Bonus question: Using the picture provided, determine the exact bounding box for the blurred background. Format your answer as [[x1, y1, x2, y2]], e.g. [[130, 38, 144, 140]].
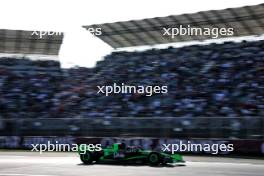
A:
[[0, 0, 263, 157]]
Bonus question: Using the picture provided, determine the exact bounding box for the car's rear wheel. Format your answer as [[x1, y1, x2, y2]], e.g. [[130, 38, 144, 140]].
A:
[[148, 152, 160, 166], [80, 151, 93, 164]]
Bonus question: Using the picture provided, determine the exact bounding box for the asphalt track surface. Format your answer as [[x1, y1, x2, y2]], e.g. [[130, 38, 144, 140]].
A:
[[0, 152, 263, 176]]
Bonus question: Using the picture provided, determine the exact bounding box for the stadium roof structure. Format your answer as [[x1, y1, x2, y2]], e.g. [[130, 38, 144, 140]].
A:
[[0, 29, 63, 55], [84, 3, 264, 48]]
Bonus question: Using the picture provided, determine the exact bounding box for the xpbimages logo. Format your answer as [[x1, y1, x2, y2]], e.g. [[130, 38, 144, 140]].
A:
[[162, 141, 234, 154], [163, 25, 234, 39], [97, 83, 168, 96], [31, 141, 102, 154], [31, 30, 63, 39]]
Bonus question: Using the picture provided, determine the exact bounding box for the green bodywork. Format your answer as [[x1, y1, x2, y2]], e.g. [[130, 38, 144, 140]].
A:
[[78, 143, 184, 164]]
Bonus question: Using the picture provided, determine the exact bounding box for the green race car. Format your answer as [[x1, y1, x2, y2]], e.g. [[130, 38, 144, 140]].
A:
[[78, 143, 184, 166]]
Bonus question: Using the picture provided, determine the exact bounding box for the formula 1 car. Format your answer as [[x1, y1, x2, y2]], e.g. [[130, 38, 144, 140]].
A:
[[78, 143, 184, 166]]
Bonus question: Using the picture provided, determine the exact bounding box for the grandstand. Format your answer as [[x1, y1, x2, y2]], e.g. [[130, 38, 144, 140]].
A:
[[0, 29, 63, 55], [84, 3, 264, 48], [0, 3, 263, 155], [1, 39, 263, 119], [1, 2, 264, 176]]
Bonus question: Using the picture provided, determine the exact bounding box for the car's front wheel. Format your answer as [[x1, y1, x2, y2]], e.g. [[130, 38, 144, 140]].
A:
[[80, 151, 93, 164]]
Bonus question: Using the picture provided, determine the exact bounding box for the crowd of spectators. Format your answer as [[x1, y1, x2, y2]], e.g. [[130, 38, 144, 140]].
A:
[[0, 40, 263, 118], [0, 58, 61, 118]]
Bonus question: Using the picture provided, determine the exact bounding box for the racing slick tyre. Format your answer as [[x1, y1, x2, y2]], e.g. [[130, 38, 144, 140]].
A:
[[147, 152, 161, 166], [80, 151, 94, 164]]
